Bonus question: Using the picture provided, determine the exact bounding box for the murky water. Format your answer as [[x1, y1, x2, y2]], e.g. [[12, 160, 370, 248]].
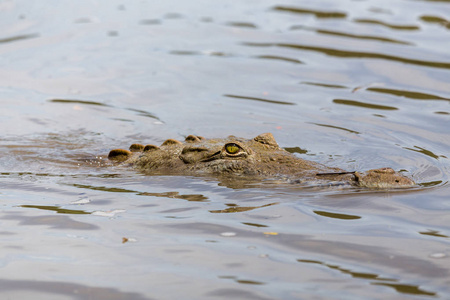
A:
[[1, 0, 449, 299]]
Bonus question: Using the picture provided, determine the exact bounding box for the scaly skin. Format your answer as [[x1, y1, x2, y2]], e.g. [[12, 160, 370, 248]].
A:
[[108, 133, 415, 189]]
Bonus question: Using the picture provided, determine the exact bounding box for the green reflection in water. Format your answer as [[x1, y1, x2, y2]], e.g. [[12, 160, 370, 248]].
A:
[[73, 183, 136, 193], [255, 55, 303, 64], [314, 210, 361, 220], [224, 94, 296, 105], [209, 52, 232, 57], [0, 172, 125, 179], [218, 275, 265, 285], [333, 99, 398, 111], [298, 259, 437, 296], [419, 230, 449, 238], [311, 123, 360, 134], [371, 282, 436, 296], [420, 15, 450, 28], [367, 87, 450, 101], [226, 22, 257, 29], [126, 108, 160, 120], [0, 33, 39, 44], [419, 180, 444, 187], [139, 191, 208, 202], [373, 114, 386, 118], [235, 280, 265, 285], [353, 18, 420, 30], [301, 81, 348, 89], [170, 50, 199, 56], [20, 205, 90, 215], [48, 99, 109, 106], [403, 146, 442, 160], [72, 184, 209, 201], [210, 202, 278, 214], [292, 26, 412, 45], [298, 259, 395, 281], [243, 42, 450, 69], [242, 222, 269, 228], [315, 29, 412, 45], [273, 6, 347, 19]]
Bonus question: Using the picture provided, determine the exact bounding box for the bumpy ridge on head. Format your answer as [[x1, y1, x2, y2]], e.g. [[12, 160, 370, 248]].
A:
[[129, 144, 145, 152], [108, 149, 132, 162], [161, 139, 183, 146]]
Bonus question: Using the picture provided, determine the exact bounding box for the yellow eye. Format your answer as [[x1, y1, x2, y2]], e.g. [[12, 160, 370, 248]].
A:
[[225, 143, 240, 154]]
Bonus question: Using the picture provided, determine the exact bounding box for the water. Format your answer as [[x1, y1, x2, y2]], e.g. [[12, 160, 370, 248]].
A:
[[1, 0, 449, 299]]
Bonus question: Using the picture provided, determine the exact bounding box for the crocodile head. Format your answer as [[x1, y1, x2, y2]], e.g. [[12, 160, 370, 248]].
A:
[[108, 133, 328, 177], [108, 133, 415, 189]]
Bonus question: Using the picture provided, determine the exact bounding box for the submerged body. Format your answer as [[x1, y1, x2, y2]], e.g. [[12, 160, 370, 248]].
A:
[[108, 133, 415, 189]]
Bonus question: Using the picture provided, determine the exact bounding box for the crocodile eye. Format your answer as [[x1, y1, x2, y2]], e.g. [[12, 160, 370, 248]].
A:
[[225, 143, 241, 155]]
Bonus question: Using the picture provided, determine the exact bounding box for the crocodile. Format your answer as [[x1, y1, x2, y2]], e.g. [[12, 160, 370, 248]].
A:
[[108, 132, 415, 189]]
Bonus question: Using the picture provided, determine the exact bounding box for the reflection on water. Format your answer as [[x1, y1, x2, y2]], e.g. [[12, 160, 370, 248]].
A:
[[1, 0, 450, 299], [226, 22, 258, 29], [210, 202, 278, 214], [301, 81, 347, 89], [0, 33, 39, 44], [404, 145, 445, 160], [49, 99, 110, 106], [297, 259, 437, 296], [332, 99, 398, 111], [353, 18, 420, 31], [73, 183, 209, 201], [291, 26, 413, 45], [420, 15, 450, 28], [224, 94, 296, 105], [243, 42, 450, 69], [419, 230, 449, 238], [242, 222, 269, 228], [20, 205, 91, 215], [273, 6, 347, 19], [219, 275, 266, 286], [313, 210, 361, 220], [310, 122, 361, 134], [367, 87, 450, 101], [255, 54, 303, 64], [372, 282, 436, 297]]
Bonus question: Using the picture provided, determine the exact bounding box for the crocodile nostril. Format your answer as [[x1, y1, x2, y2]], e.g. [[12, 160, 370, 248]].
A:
[[181, 146, 208, 154], [180, 146, 212, 164]]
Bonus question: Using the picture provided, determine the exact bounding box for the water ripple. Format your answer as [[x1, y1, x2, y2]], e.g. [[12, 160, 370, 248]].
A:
[[0, 33, 39, 44], [420, 15, 450, 29], [298, 259, 437, 297], [333, 99, 398, 111], [254, 55, 303, 64], [224, 94, 296, 105], [290, 26, 413, 45], [272, 6, 347, 19], [243, 42, 450, 69], [353, 18, 420, 30], [367, 87, 450, 101], [48, 99, 109, 106]]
